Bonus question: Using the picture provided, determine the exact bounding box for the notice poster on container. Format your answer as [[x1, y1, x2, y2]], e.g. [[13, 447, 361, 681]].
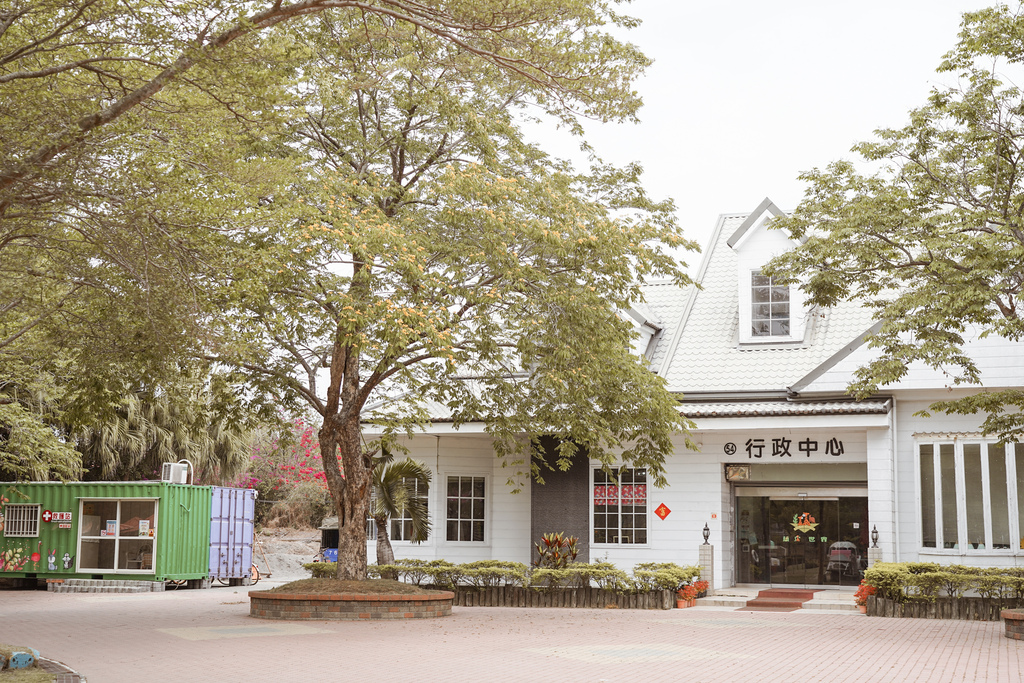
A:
[[106, 520, 117, 536], [138, 519, 150, 536]]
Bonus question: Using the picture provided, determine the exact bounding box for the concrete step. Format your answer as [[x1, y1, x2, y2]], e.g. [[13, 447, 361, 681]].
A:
[[742, 597, 806, 610], [48, 579, 165, 593], [694, 588, 860, 613]]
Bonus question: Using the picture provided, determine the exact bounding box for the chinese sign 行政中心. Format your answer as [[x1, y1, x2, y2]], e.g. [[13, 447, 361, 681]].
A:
[[724, 437, 846, 459]]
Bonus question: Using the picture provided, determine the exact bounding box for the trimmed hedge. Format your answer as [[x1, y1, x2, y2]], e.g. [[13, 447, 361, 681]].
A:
[[303, 558, 702, 595], [864, 562, 1024, 604]]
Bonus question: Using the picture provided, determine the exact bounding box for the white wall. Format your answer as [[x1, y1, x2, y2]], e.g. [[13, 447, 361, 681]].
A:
[[893, 398, 1024, 568], [368, 434, 532, 565]]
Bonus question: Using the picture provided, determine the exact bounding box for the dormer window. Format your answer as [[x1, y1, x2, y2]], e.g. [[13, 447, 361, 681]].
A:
[[729, 198, 810, 345], [751, 272, 790, 337]]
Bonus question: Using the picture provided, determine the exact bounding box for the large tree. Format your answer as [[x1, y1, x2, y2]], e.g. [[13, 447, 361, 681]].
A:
[[765, 4, 1024, 439], [0, 0, 663, 478], [217, 13, 696, 579]]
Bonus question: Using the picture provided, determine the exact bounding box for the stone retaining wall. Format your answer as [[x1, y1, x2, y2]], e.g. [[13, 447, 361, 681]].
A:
[[249, 590, 454, 620]]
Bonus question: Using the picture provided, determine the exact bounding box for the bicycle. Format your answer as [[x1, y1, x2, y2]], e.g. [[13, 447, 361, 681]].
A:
[[215, 562, 260, 586]]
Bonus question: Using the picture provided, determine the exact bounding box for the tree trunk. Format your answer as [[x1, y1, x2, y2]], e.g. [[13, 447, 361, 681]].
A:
[[375, 515, 397, 579], [319, 412, 371, 580]]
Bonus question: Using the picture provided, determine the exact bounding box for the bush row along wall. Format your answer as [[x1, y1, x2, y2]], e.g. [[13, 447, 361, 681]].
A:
[[306, 559, 703, 593]]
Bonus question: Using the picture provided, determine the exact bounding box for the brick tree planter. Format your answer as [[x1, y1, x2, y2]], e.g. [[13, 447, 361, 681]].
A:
[[249, 590, 454, 621], [1002, 609, 1024, 640]]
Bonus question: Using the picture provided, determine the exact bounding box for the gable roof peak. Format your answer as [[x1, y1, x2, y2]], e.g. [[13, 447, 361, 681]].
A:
[[726, 197, 791, 250]]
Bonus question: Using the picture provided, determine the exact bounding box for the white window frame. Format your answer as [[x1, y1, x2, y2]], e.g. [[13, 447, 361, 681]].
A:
[[750, 271, 791, 338], [444, 474, 487, 544], [590, 467, 650, 547], [3, 504, 41, 537], [737, 269, 809, 345], [77, 498, 160, 573], [916, 438, 1022, 554], [390, 476, 430, 543], [365, 477, 433, 545]]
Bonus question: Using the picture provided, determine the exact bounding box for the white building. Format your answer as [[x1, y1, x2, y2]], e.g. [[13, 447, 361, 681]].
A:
[[363, 198, 1024, 589]]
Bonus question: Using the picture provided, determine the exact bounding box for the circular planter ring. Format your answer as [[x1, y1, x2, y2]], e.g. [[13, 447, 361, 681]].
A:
[[1001, 609, 1024, 640], [249, 590, 454, 621]]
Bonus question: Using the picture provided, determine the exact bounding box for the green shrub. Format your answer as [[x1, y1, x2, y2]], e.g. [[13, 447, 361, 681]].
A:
[[371, 559, 461, 587], [530, 561, 631, 590], [632, 563, 701, 591], [863, 563, 911, 603], [588, 562, 631, 591], [864, 562, 1024, 603], [303, 561, 337, 578], [904, 572, 946, 601], [460, 561, 529, 588]]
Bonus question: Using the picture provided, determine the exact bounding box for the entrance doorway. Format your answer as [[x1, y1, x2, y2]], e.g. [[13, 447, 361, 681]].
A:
[[736, 488, 868, 587]]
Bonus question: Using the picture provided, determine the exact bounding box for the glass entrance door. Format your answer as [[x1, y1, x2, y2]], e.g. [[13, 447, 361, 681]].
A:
[[736, 493, 868, 586]]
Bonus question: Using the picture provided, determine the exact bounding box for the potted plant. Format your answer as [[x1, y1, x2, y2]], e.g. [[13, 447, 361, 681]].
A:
[[677, 584, 697, 608], [853, 580, 875, 614], [693, 579, 709, 599]]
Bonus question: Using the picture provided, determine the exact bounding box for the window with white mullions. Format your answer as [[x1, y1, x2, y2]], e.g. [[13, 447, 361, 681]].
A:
[[751, 272, 790, 337], [593, 468, 647, 544], [919, 441, 1022, 551], [446, 476, 484, 542], [391, 477, 428, 542]]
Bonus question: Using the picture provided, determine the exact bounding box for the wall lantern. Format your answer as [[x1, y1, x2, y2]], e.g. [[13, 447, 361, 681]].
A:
[[702, 523, 710, 545], [871, 525, 879, 548]]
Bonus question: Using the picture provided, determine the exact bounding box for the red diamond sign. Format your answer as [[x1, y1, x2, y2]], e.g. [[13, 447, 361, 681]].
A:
[[655, 503, 671, 520]]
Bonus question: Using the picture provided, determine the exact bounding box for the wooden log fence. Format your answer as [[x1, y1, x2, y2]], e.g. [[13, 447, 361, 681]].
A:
[[449, 586, 674, 610], [867, 595, 1024, 621]]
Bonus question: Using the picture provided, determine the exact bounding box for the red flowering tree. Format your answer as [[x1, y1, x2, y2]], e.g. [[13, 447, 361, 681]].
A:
[[234, 417, 330, 528]]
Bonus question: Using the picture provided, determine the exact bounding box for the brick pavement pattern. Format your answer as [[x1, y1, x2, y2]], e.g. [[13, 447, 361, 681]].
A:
[[1, 584, 1020, 683]]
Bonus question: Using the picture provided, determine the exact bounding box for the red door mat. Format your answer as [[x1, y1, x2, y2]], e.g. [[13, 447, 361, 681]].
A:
[[738, 588, 820, 612]]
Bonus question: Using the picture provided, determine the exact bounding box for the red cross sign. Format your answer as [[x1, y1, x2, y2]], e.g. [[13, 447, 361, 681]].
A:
[[42, 510, 53, 523]]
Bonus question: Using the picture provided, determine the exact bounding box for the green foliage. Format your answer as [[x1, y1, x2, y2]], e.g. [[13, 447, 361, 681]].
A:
[[526, 561, 632, 590], [368, 559, 462, 588], [534, 532, 580, 568], [763, 5, 1024, 439], [459, 561, 530, 588], [303, 561, 338, 579], [863, 563, 912, 603], [631, 563, 702, 592], [2, 0, 682, 499], [863, 562, 1024, 603], [371, 454, 432, 548]]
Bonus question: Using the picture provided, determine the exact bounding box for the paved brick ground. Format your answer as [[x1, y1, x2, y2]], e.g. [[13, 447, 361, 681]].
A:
[[1, 582, 1020, 682]]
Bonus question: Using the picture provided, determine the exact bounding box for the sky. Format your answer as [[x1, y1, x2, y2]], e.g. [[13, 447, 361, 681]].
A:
[[527, 1, 994, 272]]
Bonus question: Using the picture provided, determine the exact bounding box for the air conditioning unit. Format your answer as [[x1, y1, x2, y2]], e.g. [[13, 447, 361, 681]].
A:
[[161, 462, 189, 484]]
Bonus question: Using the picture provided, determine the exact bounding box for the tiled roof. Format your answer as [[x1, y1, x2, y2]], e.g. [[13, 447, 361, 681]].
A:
[[680, 399, 891, 418], [661, 211, 877, 393], [637, 279, 693, 372]]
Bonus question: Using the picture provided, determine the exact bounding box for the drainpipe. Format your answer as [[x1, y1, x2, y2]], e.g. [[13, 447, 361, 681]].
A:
[[889, 403, 900, 562]]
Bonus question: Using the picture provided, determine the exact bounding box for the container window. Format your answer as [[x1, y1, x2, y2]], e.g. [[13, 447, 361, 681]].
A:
[[3, 504, 41, 537], [79, 499, 157, 572]]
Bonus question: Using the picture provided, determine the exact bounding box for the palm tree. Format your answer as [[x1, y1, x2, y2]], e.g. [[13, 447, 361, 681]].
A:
[[76, 386, 252, 483], [370, 453, 431, 569]]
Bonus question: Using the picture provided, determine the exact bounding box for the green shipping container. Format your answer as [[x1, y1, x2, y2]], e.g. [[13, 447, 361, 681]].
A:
[[0, 482, 212, 582]]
